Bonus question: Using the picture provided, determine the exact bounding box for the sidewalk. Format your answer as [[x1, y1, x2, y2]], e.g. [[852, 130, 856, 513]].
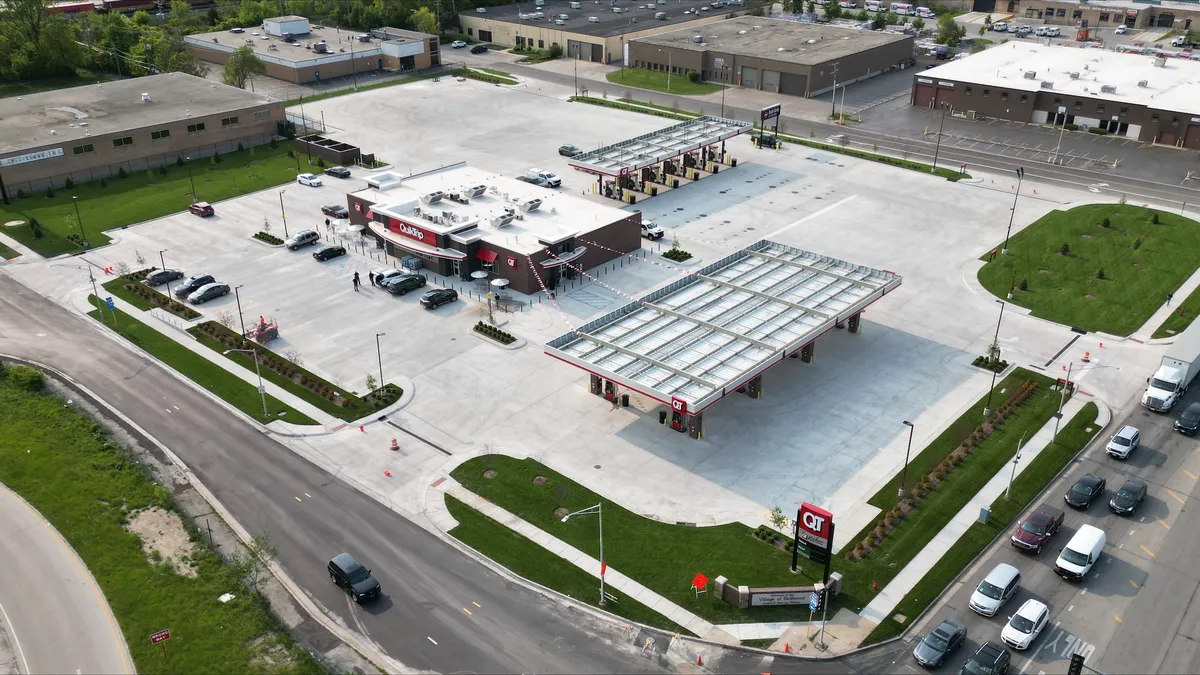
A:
[[1130, 262, 1200, 343], [0, 230, 41, 262]]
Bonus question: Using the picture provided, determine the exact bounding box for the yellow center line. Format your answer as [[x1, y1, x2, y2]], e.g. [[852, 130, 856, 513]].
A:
[[472, 601, 482, 608], [294, 496, 302, 502], [1114, 615, 1123, 623], [1130, 579, 1140, 590], [1140, 544, 1157, 558], [1167, 489, 1186, 504], [462, 607, 473, 616]]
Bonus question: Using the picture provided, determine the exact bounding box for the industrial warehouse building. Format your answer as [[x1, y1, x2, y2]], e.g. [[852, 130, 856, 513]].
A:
[[0, 72, 283, 194], [185, 16, 440, 85], [1006, 0, 1198, 31], [628, 17, 915, 97], [457, 0, 741, 64], [347, 164, 641, 295], [913, 41, 1200, 147]]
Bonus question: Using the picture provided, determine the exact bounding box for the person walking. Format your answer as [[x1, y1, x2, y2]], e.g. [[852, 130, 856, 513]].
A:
[[352, 272, 360, 292], [1168, 292, 1174, 306], [368, 271, 376, 287]]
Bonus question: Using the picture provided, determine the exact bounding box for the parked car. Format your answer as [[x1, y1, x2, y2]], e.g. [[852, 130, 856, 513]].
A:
[[968, 563, 1020, 617], [960, 642, 1010, 675], [173, 274, 215, 298], [372, 268, 407, 286], [297, 173, 323, 187], [188, 201, 215, 217], [286, 230, 320, 250], [1175, 401, 1200, 435], [324, 166, 351, 179], [1034, 26, 1049, 36], [991, 20, 1008, 31], [312, 245, 346, 261], [145, 269, 184, 287], [1115, 24, 1129, 34], [451, 40, 468, 48], [1054, 523, 1106, 581], [187, 281, 230, 304], [327, 552, 381, 603], [642, 220, 665, 239], [384, 273, 427, 295], [1009, 505, 1064, 553], [321, 204, 349, 218], [1016, 25, 1033, 36], [913, 617, 967, 668], [1105, 424, 1140, 459], [470, 44, 488, 54], [558, 144, 582, 157], [1109, 478, 1147, 515], [420, 288, 458, 309], [1065, 473, 1106, 509], [1001, 599, 1049, 650]]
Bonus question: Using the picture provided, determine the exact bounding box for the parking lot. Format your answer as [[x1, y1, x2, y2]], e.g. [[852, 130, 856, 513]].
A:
[[898, 390, 1200, 675]]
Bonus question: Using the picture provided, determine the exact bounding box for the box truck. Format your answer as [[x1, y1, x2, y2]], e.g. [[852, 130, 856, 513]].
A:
[[1142, 320, 1200, 412]]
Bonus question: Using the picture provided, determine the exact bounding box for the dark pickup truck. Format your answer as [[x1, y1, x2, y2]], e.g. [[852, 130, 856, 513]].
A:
[[1010, 505, 1064, 553]]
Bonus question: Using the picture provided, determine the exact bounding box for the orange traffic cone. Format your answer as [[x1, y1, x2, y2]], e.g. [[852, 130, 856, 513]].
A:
[[390, 438, 399, 451], [384, 470, 391, 477], [784, 643, 790, 653], [359, 425, 365, 432], [1081, 351, 1091, 362]]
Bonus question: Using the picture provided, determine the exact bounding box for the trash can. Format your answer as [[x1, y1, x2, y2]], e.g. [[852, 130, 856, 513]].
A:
[[730, 158, 738, 167], [621, 394, 629, 407], [650, 186, 658, 197], [628, 194, 636, 205], [659, 410, 667, 424]]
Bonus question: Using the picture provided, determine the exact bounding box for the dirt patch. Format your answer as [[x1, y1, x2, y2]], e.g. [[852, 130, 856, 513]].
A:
[[3, 219, 24, 228], [483, 469, 497, 479], [1081, 233, 1093, 239], [247, 634, 298, 670], [554, 507, 569, 519], [1084, 294, 1095, 299], [532, 475, 548, 485], [1038, 269, 1050, 274], [1141, 233, 1150, 238], [125, 506, 198, 577]]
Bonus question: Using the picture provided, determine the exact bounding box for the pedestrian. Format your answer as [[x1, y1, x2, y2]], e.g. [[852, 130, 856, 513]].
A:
[[352, 272, 360, 292], [1168, 292, 1174, 306], [368, 271, 376, 286], [325, 217, 331, 232]]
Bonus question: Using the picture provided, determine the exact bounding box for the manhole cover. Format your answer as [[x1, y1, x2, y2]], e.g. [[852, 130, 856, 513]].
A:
[[594, 464, 601, 469], [699, 213, 707, 217], [723, 220, 731, 224], [675, 207, 685, 211], [768, 185, 776, 188]]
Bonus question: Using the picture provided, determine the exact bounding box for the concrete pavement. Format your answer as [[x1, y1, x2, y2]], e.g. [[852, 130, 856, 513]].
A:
[[0, 481, 133, 675]]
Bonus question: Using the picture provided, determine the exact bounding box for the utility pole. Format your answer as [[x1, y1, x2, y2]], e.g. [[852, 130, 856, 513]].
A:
[[278, 190, 289, 238], [1002, 167, 1026, 254], [931, 102, 949, 171], [1005, 432, 1026, 500], [1053, 361, 1073, 441], [830, 62, 839, 118], [983, 299, 1006, 418]]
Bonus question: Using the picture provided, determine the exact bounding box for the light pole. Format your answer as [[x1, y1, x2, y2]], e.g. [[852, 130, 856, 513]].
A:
[[71, 195, 88, 247], [1005, 432, 1027, 500], [931, 101, 949, 172], [715, 58, 727, 118], [158, 249, 171, 296], [561, 503, 605, 605], [1051, 106, 1067, 164], [1002, 167, 1025, 254], [224, 348, 269, 419], [278, 189, 289, 238], [898, 420, 915, 500], [185, 156, 197, 202], [983, 299, 1006, 418], [374, 332, 386, 391], [233, 284, 248, 341], [1052, 361, 1074, 441], [658, 48, 672, 93]]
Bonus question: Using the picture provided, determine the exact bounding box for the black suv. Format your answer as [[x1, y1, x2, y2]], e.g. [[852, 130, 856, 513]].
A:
[[173, 274, 215, 298], [1176, 402, 1200, 436], [384, 274, 427, 295], [470, 44, 488, 54], [324, 166, 351, 179], [960, 642, 1010, 675], [145, 269, 184, 286], [420, 288, 458, 309], [328, 553, 380, 603]]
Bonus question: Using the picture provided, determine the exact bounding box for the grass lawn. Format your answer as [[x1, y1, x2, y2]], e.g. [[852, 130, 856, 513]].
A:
[[102, 276, 201, 321], [86, 296, 317, 426], [0, 366, 321, 674], [606, 69, 724, 96], [863, 402, 1100, 645], [0, 72, 107, 99], [0, 142, 306, 257], [0, 240, 20, 260], [446, 495, 691, 634], [1152, 282, 1200, 338], [977, 204, 1200, 335], [464, 67, 518, 85]]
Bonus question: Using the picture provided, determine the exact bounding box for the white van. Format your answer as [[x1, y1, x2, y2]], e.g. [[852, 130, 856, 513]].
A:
[[890, 2, 914, 14], [916, 6, 935, 17], [839, 0, 857, 8], [969, 562, 1021, 617], [1054, 524, 1106, 581], [865, 0, 882, 11], [1045, 26, 1061, 37]]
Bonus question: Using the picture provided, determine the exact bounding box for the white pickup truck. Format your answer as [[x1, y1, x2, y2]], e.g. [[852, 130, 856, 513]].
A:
[[641, 220, 665, 240], [525, 168, 561, 187]]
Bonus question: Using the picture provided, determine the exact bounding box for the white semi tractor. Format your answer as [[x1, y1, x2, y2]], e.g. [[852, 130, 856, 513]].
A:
[[1142, 319, 1200, 412]]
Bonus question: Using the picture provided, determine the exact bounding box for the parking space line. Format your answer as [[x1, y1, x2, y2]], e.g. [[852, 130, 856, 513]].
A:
[[1114, 614, 1123, 623], [1183, 469, 1197, 481], [1140, 544, 1157, 558], [1155, 516, 1170, 529], [1167, 488, 1186, 504], [1129, 580, 1140, 590]]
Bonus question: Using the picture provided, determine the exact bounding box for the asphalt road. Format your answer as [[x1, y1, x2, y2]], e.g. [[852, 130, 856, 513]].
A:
[[0, 273, 660, 674], [0, 482, 133, 675], [883, 389, 1200, 675]]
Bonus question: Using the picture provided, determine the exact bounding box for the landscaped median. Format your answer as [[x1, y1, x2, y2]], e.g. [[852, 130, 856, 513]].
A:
[[862, 401, 1101, 645], [1153, 280, 1200, 338], [445, 368, 1062, 637], [86, 296, 317, 425], [103, 271, 200, 321]]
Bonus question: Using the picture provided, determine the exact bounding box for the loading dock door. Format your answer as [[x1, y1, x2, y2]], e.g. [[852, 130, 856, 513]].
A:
[[934, 87, 953, 108], [591, 43, 603, 62], [1159, 131, 1178, 145], [780, 72, 807, 96], [740, 66, 759, 89], [568, 40, 582, 59], [761, 70, 781, 93], [914, 83, 935, 107], [1184, 124, 1200, 150], [1157, 12, 1175, 27]]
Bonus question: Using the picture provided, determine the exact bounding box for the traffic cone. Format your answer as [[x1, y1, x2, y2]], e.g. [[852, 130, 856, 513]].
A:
[[1081, 351, 1091, 362], [384, 470, 391, 477], [1099, 341, 1104, 348], [390, 438, 399, 451], [359, 425, 365, 432], [696, 655, 703, 666], [784, 643, 790, 653]]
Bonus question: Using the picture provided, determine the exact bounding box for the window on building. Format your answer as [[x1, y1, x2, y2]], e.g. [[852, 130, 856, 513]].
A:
[[1074, 100, 1082, 110], [221, 116, 239, 127], [538, 39, 544, 48], [1072, 9, 1082, 18], [1020, 95, 1028, 103], [254, 109, 270, 121], [150, 129, 170, 140], [1001, 92, 1008, 101], [72, 143, 94, 155], [1099, 12, 1109, 21], [982, 88, 990, 97], [481, 259, 495, 272], [1151, 113, 1159, 122], [1097, 104, 1105, 114], [112, 136, 133, 147], [1025, 8, 1035, 17], [1119, 106, 1128, 115], [187, 122, 206, 133], [467, 27, 473, 36], [965, 86, 973, 95], [1057, 8, 1066, 15]]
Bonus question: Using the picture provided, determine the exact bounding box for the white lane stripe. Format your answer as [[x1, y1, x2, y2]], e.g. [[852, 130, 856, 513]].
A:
[[766, 195, 858, 240], [0, 597, 31, 675]]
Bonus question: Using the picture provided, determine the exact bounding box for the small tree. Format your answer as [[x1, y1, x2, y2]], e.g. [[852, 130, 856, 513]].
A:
[[64, 178, 74, 190], [1102, 217, 1111, 228], [1059, 242, 1070, 256], [1152, 212, 1160, 224], [769, 506, 789, 530], [912, 17, 924, 31], [45, 186, 55, 198], [269, 137, 278, 150], [857, 9, 869, 20], [936, 13, 966, 45], [135, 250, 147, 267], [285, 350, 303, 367], [317, 156, 326, 168], [826, 2, 842, 19], [237, 142, 245, 152], [115, 261, 131, 277], [1096, 268, 1105, 280], [805, 0, 815, 14], [176, 156, 185, 167], [212, 151, 222, 164], [118, 167, 128, 179], [230, 534, 278, 593], [216, 310, 236, 330], [1133, 238, 1142, 250], [1018, 278, 1028, 291], [262, 217, 271, 234], [365, 373, 378, 392], [1118, 193, 1127, 205]]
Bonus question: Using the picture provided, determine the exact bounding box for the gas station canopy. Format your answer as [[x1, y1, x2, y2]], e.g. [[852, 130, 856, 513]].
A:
[[566, 116, 753, 177], [545, 240, 901, 414]]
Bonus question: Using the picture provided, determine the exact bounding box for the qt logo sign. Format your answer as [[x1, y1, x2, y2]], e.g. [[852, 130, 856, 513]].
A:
[[803, 511, 826, 533], [671, 397, 688, 415], [798, 502, 833, 546]]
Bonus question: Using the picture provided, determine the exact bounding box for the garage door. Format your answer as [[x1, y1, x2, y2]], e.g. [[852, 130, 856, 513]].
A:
[[591, 43, 603, 62], [914, 84, 935, 107], [567, 40, 582, 59], [934, 87, 954, 108], [1159, 131, 1178, 145], [1184, 124, 1200, 150], [780, 72, 807, 97], [740, 66, 759, 89], [1157, 12, 1175, 27], [761, 70, 780, 93]]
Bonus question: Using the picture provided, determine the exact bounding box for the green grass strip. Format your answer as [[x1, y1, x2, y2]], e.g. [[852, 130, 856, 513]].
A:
[[283, 71, 448, 106], [1153, 281, 1200, 338], [0, 240, 19, 260]]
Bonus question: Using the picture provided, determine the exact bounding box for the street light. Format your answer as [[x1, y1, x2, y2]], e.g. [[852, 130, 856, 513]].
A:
[[983, 299, 1006, 418], [224, 348, 269, 419], [561, 503, 605, 605], [71, 195, 88, 247], [1005, 432, 1027, 500], [374, 332, 386, 391], [898, 420, 915, 500], [1002, 167, 1026, 254], [658, 48, 672, 94], [185, 156, 197, 202], [1052, 106, 1067, 164], [158, 249, 171, 296], [278, 189, 290, 238], [715, 59, 728, 118], [931, 101, 949, 172], [233, 284, 248, 341]]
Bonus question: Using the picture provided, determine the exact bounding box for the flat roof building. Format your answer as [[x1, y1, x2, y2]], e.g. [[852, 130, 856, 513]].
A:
[[1008, 0, 1199, 31], [913, 41, 1200, 147], [0, 72, 283, 193], [185, 17, 441, 85], [347, 164, 641, 295], [629, 17, 915, 97], [458, 0, 744, 63]]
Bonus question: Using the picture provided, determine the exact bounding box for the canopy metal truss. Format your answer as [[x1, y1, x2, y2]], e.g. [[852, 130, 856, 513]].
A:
[[566, 115, 752, 177]]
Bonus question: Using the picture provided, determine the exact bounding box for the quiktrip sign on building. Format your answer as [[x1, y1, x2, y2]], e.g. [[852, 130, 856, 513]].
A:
[[0, 148, 63, 167], [384, 217, 437, 245]]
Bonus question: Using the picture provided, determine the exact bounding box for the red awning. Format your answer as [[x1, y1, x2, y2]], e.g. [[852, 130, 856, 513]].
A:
[[476, 249, 498, 263]]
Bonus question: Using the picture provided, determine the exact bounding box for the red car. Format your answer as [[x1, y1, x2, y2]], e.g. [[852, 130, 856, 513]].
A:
[[1010, 505, 1064, 553], [188, 202, 215, 217]]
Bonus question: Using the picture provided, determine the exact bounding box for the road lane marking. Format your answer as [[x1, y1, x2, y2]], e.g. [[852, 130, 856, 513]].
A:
[[462, 607, 473, 616], [0, 598, 30, 675], [172, 405, 179, 411], [1140, 545, 1157, 558], [1081, 588, 1087, 595], [1156, 517, 1170, 529], [304, 492, 312, 498], [1183, 470, 1197, 481], [294, 496, 302, 502], [165, 408, 172, 413], [1114, 615, 1123, 623], [1068, 605, 1074, 611], [1167, 489, 1186, 504], [472, 601, 481, 608], [427, 636, 438, 645]]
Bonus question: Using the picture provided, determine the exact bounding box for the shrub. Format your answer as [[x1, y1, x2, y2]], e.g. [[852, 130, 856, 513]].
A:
[[64, 178, 74, 190], [212, 151, 222, 164], [1096, 268, 1105, 280], [253, 231, 284, 245], [158, 166, 169, 175], [1133, 239, 1142, 251], [45, 186, 55, 198], [687, 70, 700, 82], [1064, 123, 1079, 131], [237, 142, 245, 152], [317, 156, 326, 168], [16, 189, 25, 199], [6, 364, 44, 391], [1101, 217, 1110, 228], [99, 178, 107, 188], [270, 137, 278, 149], [1088, 127, 1108, 135], [176, 156, 185, 167], [118, 167, 128, 178], [287, 149, 295, 158], [1018, 278, 1028, 291], [548, 43, 563, 58], [1059, 242, 1070, 256], [1152, 212, 1160, 224]]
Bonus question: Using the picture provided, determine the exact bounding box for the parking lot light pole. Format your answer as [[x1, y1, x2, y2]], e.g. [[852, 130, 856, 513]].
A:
[[658, 48, 671, 94], [374, 332, 386, 391], [1005, 433, 1026, 500], [224, 348, 268, 419], [899, 420, 915, 500], [158, 249, 171, 295], [71, 196, 88, 247], [983, 299, 1006, 418], [233, 284, 248, 341], [1002, 167, 1025, 254], [278, 190, 289, 238], [561, 503, 604, 605], [931, 102, 949, 172], [185, 156, 196, 202]]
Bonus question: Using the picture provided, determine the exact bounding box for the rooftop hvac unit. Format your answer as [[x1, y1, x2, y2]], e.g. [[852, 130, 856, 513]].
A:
[[1041, 80, 1054, 89], [1137, 79, 1149, 87], [693, 34, 703, 42], [1100, 84, 1117, 93], [466, 184, 488, 198], [492, 211, 516, 228], [1154, 56, 1167, 66], [519, 198, 543, 213], [1023, 70, 1037, 79], [1069, 71, 1080, 79], [421, 191, 444, 204]]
